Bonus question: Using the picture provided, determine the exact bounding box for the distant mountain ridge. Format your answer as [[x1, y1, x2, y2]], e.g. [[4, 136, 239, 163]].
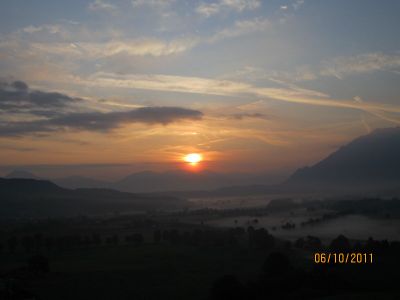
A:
[[4, 169, 283, 193], [169, 127, 400, 197], [5, 170, 41, 180], [53, 176, 111, 189], [0, 178, 188, 218], [287, 127, 400, 187], [4, 127, 400, 196]]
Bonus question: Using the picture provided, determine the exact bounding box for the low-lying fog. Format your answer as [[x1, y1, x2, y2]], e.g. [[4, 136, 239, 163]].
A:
[[187, 196, 400, 242], [206, 214, 400, 242]]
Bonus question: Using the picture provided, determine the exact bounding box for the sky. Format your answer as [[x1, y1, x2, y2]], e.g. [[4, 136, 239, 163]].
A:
[[0, 0, 400, 180]]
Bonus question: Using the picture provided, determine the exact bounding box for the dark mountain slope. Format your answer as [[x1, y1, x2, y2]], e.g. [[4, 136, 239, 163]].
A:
[[287, 127, 400, 187], [5, 170, 41, 180], [0, 178, 188, 218]]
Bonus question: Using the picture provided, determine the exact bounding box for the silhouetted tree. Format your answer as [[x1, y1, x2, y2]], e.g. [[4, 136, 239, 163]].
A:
[[209, 275, 244, 300], [83, 235, 91, 246], [28, 254, 50, 274], [92, 233, 102, 246], [169, 229, 181, 245], [250, 228, 275, 249], [45, 236, 54, 251], [247, 226, 255, 247], [112, 234, 119, 245], [132, 233, 144, 246], [7, 236, 18, 253], [126, 233, 144, 246], [330, 234, 350, 252], [294, 237, 305, 248], [162, 230, 169, 241], [192, 229, 203, 245], [22, 235, 34, 253], [183, 231, 193, 245], [153, 229, 161, 243], [295, 235, 322, 250], [353, 241, 362, 251], [34, 233, 44, 250], [262, 252, 292, 277]]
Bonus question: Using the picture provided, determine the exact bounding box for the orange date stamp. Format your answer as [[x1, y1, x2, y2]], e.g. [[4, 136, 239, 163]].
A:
[[313, 252, 373, 264]]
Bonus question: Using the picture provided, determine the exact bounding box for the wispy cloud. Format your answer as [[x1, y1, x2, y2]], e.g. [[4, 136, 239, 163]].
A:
[[226, 112, 270, 120], [292, 0, 305, 10], [196, 0, 261, 17], [88, 0, 118, 13], [320, 52, 400, 79], [268, 52, 400, 82], [68, 72, 400, 121], [209, 17, 270, 42], [132, 0, 176, 8], [30, 38, 198, 58], [0, 13, 273, 77], [80, 72, 254, 96]]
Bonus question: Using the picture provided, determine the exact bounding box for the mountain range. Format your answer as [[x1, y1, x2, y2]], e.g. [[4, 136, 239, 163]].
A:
[[0, 177, 187, 218], [287, 126, 400, 188], [3, 126, 400, 199], [5, 169, 284, 193]]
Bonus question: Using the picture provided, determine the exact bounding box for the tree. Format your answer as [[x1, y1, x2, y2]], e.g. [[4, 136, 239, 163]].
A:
[[132, 233, 144, 246], [92, 233, 102, 246], [34, 233, 44, 250], [262, 252, 291, 277], [153, 229, 161, 243], [7, 236, 18, 253], [45, 237, 54, 251], [112, 234, 119, 246], [210, 275, 244, 300], [28, 254, 50, 274], [21, 235, 34, 253], [330, 234, 350, 252]]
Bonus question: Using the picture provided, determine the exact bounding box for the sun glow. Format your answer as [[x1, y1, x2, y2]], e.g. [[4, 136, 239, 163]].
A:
[[183, 153, 203, 164]]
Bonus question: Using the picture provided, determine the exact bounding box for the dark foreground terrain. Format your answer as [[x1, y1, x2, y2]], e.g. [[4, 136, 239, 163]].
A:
[[1, 200, 400, 300]]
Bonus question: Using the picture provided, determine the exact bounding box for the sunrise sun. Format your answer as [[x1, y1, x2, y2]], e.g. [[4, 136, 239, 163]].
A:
[[183, 153, 203, 164]]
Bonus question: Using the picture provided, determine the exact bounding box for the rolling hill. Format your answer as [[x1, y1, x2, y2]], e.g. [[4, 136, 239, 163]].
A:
[[0, 178, 188, 218]]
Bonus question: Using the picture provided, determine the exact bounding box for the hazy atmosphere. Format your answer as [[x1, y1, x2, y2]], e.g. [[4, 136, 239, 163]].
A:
[[1, 0, 400, 180], [1, 1, 400, 300]]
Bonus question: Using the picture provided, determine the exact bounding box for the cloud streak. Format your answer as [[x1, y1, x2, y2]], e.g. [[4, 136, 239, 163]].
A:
[[196, 0, 261, 17], [132, 0, 176, 8], [70, 72, 400, 121], [0, 80, 79, 114], [88, 0, 118, 13], [29, 38, 198, 58], [0, 106, 203, 137], [209, 17, 270, 42], [320, 52, 400, 79], [270, 52, 400, 82], [226, 112, 270, 120], [0, 80, 204, 137]]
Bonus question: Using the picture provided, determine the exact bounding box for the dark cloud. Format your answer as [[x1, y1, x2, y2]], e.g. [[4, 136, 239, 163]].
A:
[[11, 81, 29, 91], [0, 80, 79, 112], [0, 106, 203, 137], [52, 106, 203, 129], [228, 113, 270, 120], [0, 80, 204, 137]]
